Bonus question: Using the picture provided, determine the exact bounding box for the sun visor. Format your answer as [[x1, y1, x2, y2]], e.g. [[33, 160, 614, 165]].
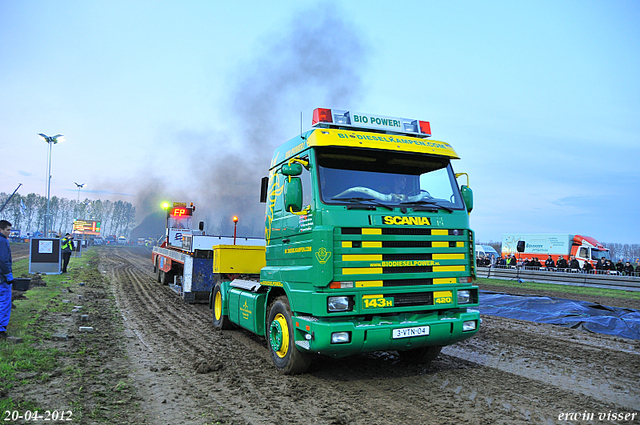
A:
[[306, 128, 460, 159]]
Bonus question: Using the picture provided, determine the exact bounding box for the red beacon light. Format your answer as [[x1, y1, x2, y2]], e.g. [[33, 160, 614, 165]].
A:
[[311, 108, 431, 137], [312, 108, 333, 125]]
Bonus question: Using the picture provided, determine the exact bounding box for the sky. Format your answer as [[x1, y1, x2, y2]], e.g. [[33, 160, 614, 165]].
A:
[[1, 0, 639, 244]]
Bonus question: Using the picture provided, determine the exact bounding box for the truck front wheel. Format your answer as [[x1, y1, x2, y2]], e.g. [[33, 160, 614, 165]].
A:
[[267, 296, 312, 375], [398, 345, 442, 364], [212, 284, 233, 330]]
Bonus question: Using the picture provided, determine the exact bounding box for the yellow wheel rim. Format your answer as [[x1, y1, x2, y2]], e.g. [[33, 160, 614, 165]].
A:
[[271, 313, 290, 358], [214, 291, 222, 321]]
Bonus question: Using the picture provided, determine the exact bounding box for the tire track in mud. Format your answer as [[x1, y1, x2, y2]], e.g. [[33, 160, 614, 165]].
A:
[[446, 316, 640, 410], [99, 247, 638, 425]]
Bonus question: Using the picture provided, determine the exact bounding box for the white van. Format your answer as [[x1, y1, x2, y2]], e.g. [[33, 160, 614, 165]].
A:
[[475, 245, 500, 262]]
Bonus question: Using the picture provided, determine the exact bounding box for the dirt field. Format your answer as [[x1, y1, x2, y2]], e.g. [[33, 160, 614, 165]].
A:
[[9, 245, 640, 424]]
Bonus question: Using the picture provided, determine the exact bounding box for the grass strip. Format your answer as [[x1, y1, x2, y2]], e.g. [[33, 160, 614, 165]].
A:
[[477, 277, 640, 301], [0, 249, 93, 412]]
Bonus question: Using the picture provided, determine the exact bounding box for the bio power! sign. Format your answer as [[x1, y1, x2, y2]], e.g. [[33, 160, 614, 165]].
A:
[[351, 112, 404, 132]]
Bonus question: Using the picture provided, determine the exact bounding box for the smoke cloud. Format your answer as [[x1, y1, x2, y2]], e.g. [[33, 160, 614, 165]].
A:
[[131, 5, 368, 238]]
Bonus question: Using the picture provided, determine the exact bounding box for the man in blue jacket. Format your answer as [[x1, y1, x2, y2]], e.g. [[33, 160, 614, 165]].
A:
[[0, 220, 14, 339]]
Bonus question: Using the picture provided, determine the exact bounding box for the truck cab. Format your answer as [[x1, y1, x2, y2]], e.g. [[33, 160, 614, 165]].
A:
[[214, 108, 480, 374]]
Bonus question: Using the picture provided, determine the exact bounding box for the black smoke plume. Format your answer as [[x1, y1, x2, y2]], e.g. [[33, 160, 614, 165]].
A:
[[133, 6, 368, 238]]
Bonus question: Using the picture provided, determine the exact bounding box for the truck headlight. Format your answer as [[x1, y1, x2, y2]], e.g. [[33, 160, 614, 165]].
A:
[[331, 332, 351, 344], [327, 296, 351, 312], [463, 320, 477, 332], [457, 290, 471, 304]]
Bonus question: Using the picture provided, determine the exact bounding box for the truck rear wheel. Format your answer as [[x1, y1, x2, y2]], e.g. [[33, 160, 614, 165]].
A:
[[398, 345, 442, 364], [212, 284, 233, 330], [161, 270, 173, 285], [267, 296, 312, 375]]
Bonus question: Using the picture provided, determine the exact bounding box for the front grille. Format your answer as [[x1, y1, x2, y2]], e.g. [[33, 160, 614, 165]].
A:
[[342, 228, 462, 236], [337, 226, 468, 286], [387, 292, 433, 307], [383, 278, 434, 287], [383, 266, 432, 274]]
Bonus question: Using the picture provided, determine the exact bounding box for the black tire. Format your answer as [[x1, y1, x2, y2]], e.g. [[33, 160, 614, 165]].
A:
[[266, 296, 312, 375], [398, 345, 442, 364], [156, 264, 162, 283], [161, 270, 172, 285], [211, 283, 233, 330]]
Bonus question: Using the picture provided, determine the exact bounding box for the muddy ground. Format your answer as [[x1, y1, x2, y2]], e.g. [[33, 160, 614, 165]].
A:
[[8, 244, 640, 424]]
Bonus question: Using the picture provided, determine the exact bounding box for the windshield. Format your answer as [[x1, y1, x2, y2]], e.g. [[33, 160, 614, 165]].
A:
[[168, 216, 192, 229], [316, 147, 464, 210], [591, 249, 611, 261]]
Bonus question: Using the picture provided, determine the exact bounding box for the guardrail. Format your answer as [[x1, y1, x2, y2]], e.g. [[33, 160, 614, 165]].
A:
[[476, 266, 640, 291]]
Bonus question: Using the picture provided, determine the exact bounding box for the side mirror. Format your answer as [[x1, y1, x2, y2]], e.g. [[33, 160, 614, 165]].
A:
[[260, 177, 269, 203], [282, 163, 302, 176], [461, 185, 473, 213], [285, 177, 303, 212]]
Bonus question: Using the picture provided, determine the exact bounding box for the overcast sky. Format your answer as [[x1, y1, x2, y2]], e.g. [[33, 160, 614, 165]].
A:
[[1, 0, 638, 244]]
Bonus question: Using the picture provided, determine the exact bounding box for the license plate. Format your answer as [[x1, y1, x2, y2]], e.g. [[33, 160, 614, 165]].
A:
[[392, 326, 430, 339]]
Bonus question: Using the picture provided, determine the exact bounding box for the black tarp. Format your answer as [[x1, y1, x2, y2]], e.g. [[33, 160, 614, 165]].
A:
[[478, 290, 640, 340]]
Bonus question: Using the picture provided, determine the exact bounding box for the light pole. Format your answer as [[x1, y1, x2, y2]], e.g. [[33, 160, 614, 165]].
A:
[[233, 216, 238, 245], [74, 182, 85, 218], [38, 133, 64, 238]]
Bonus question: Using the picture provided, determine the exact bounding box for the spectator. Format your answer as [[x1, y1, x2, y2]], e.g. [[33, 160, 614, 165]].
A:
[[568, 255, 580, 272], [506, 254, 517, 268], [545, 255, 555, 270], [557, 255, 568, 270], [0, 219, 14, 339], [636, 263, 640, 276], [605, 260, 614, 273], [596, 258, 606, 274], [583, 261, 594, 273], [623, 262, 635, 276], [615, 260, 624, 275], [532, 257, 542, 268]]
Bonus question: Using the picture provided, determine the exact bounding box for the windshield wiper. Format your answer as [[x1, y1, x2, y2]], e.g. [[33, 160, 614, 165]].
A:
[[400, 200, 454, 213], [331, 196, 394, 211]]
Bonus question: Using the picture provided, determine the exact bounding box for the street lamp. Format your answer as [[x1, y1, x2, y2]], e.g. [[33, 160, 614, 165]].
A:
[[74, 182, 85, 218], [233, 216, 238, 245], [38, 133, 64, 238]]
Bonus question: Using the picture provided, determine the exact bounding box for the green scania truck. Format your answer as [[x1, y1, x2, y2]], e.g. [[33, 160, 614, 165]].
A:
[[211, 108, 480, 374]]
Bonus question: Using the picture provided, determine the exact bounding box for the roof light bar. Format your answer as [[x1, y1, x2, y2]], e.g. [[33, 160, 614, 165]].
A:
[[311, 108, 431, 137]]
